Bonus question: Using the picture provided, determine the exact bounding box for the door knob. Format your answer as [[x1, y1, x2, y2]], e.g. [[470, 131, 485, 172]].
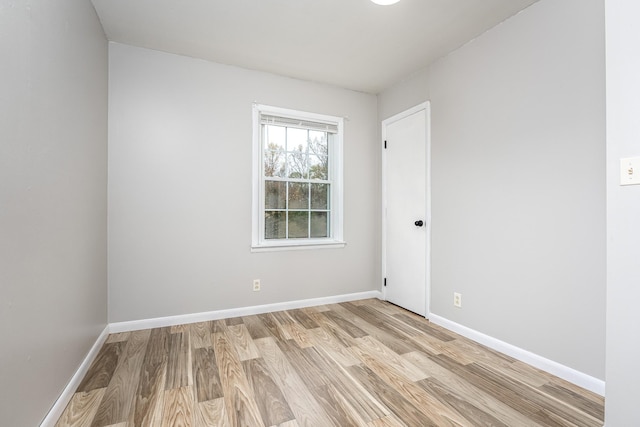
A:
[[414, 220, 424, 227]]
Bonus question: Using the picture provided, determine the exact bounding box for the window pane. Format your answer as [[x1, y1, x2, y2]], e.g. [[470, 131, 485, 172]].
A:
[[309, 131, 328, 181], [265, 211, 286, 239], [311, 184, 329, 209], [264, 149, 285, 177], [308, 155, 327, 180], [287, 151, 308, 179], [310, 212, 328, 238], [288, 182, 309, 209], [309, 131, 326, 146], [288, 211, 309, 238], [265, 125, 285, 150], [265, 181, 286, 209], [287, 127, 308, 152], [309, 131, 328, 157]]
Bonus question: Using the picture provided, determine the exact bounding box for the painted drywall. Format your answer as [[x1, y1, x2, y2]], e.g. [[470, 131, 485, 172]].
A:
[[377, 71, 430, 124], [108, 43, 379, 322], [0, 1, 108, 425], [605, 0, 640, 423], [379, 0, 606, 379]]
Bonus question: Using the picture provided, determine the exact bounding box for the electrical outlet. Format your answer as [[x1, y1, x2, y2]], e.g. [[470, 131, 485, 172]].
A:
[[453, 292, 462, 308], [253, 279, 261, 291]]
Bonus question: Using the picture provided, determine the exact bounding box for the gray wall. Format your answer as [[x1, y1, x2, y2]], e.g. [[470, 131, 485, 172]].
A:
[[605, 0, 640, 423], [108, 43, 379, 322], [0, 1, 108, 425], [379, 0, 606, 379]]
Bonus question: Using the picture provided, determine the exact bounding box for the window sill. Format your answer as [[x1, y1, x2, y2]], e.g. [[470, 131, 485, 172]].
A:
[[251, 240, 346, 253]]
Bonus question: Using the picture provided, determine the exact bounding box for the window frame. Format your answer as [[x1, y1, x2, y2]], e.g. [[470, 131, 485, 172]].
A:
[[251, 104, 345, 252]]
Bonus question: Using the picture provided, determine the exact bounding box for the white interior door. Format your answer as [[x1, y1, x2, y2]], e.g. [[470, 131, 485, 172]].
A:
[[383, 103, 429, 316]]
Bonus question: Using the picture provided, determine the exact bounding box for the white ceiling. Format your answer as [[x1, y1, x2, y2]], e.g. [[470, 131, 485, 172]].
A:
[[92, 0, 539, 94]]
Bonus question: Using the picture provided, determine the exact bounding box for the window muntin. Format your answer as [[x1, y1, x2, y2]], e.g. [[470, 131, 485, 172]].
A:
[[252, 105, 344, 251]]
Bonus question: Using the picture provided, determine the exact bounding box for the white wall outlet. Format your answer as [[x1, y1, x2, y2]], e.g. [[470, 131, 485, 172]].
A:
[[453, 292, 462, 308], [253, 279, 261, 291]]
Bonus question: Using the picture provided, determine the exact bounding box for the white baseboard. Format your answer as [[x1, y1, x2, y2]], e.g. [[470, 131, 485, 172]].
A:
[[40, 325, 110, 427], [109, 290, 383, 333], [429, 313, 605, 396]]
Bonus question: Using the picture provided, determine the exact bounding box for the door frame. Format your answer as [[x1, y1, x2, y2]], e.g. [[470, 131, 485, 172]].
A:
[[381, 101, 432, 318]]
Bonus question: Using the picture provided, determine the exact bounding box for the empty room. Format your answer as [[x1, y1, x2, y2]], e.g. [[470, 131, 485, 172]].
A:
[[2, 0, 639, 425]]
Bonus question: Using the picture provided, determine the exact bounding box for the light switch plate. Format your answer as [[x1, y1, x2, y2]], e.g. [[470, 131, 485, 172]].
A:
[[620, 157, 640, 186]]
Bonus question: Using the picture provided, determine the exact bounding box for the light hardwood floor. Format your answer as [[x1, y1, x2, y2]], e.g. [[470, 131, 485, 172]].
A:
[[55, 299, 604, 427]]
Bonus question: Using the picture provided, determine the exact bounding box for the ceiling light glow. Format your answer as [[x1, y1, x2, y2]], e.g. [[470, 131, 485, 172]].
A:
[[371, 0, 401, 5]]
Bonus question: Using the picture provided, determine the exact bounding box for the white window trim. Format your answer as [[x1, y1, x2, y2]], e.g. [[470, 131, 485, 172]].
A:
[[251, 103, 345, 252]]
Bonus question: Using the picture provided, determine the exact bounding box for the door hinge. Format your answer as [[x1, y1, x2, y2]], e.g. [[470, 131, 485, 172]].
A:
[[384, 140, 387, 149], [384, 278, 387, 287]]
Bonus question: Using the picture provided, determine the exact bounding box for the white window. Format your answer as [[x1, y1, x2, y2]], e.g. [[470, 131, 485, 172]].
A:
[[252, 104, 344, 251]]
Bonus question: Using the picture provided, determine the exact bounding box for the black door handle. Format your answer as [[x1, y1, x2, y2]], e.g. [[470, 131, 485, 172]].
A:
[[414, 220, 424, 227]]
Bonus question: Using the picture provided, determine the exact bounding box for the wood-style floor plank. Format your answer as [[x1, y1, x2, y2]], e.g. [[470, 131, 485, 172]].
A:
[[161, 386, 194, 427], [405, 350, 543, 426], [409, 331, 475, 364], [286, 309, 319, 329], [393, 312, 457, 342], [419, 376, 509, 427], [105, 332, 130, 344], [341, 302, 419, 339], [307, 326, 360, 367], [331, 304, 422, 355], [468, 361, 602, 427], [350, 343, 468, 426], [296, 344, 389, 424], [307, 310, 360, 348], [213, 331, 265, 427], [195, 398, 229, 427], [226, 324, 261, 361], [271, 310, 295, 326], [166, 331, 191, 390], [310, 383, 364, 427], [367, 414, 406, 427], [56, 299, 603, 427], [281, 322, 314, 349], [349, 364, 439, 427], [189, 322, 212, 349], [133, 327, 170, 427], [192, 347, 223, 403], [211, 319, 228, 334], [257, 312, 291, 341], [355, 335, 427, 382], [55, 388, 106, 427], [91, 329, 151, 427], [242, 314, 271, 340], [253, 337, 335, 427], [276, 337, 330, 389], [322, 309, 369, 339], [77, 342, 126, 392], [242, 357, 294, 426], [539, 382, 605, 420], [225, 317, 244, 327]]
